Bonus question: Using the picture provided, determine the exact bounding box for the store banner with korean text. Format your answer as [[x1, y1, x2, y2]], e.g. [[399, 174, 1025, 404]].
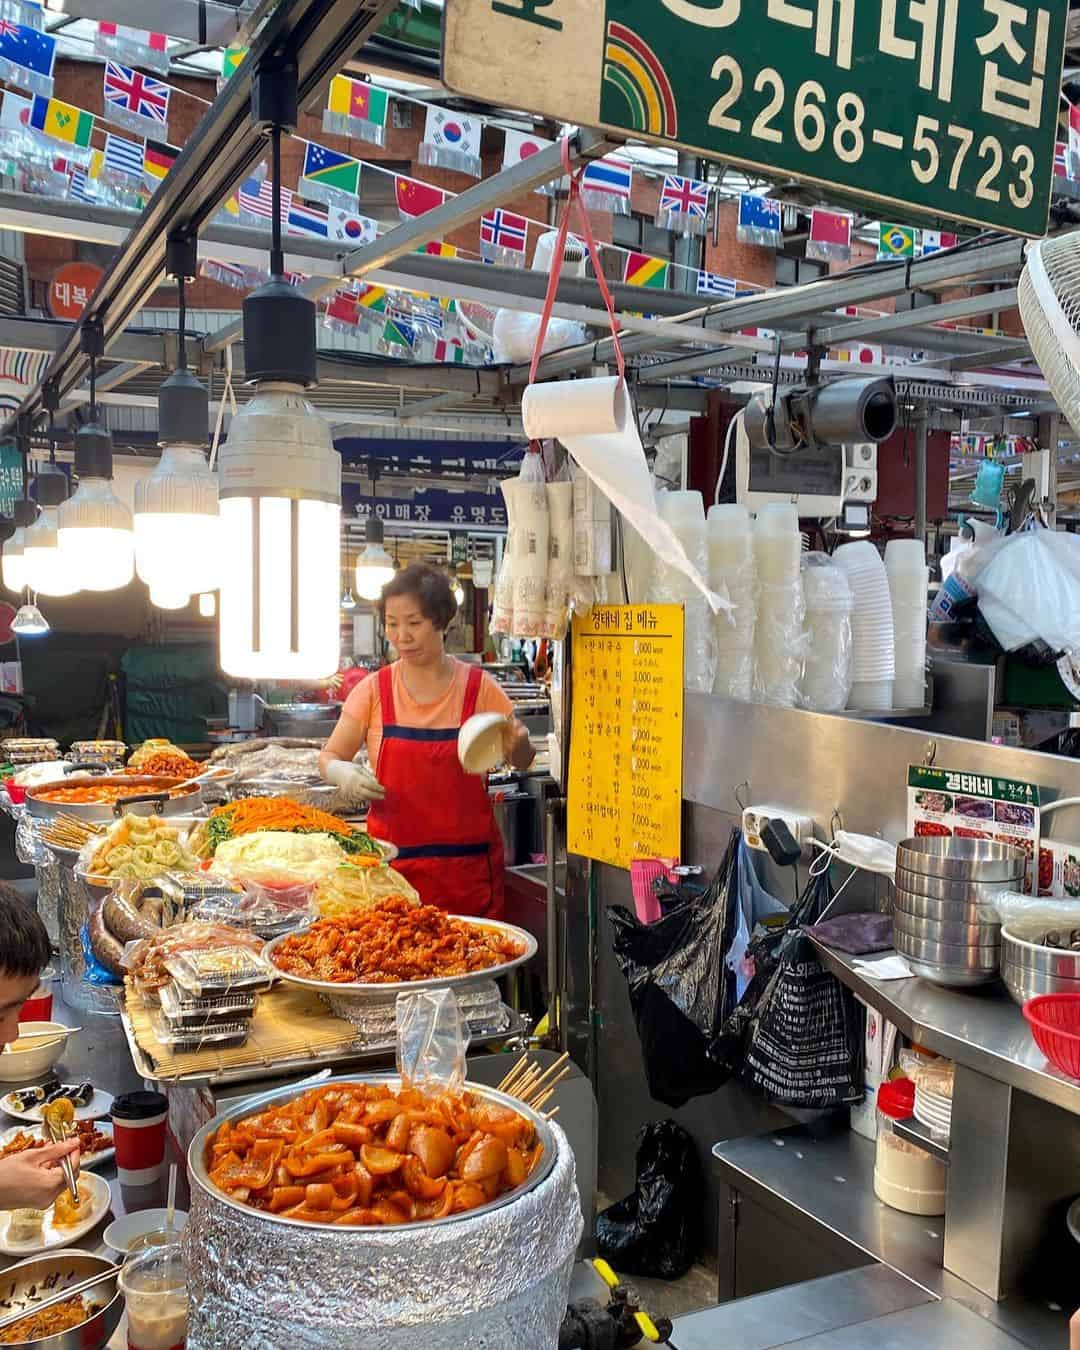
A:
[[444, 0, 1066, 236], [346, 487, 509, 529], [907, 765, 1040, 891], [568, 605, 683, 870]]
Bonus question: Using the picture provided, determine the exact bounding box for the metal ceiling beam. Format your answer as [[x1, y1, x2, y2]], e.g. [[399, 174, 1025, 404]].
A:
[[512, 237, 1031, 383], [200, 126, 616, 353], [805, 289, 1021, 348], [38, 0, 250, 46], [2, 0, 401, 437], [938, 343, 1035, 371]]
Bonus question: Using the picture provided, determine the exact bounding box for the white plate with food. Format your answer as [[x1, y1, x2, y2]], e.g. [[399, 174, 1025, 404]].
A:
[[0, 1119, 114, 1169], [1, 1082, 113, 1124], [0, 1170, 111, 1255]]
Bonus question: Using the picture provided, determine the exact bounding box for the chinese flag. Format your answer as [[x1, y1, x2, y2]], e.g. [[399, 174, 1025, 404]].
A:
[[395, 176, 446, 219]]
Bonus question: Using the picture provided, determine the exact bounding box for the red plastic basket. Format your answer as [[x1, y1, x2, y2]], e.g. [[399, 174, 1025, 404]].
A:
[[1022, 994, 1080, 1079]]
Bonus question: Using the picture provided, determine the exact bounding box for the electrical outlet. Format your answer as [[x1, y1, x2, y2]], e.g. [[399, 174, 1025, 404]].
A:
[[742, 805, 815, 855]]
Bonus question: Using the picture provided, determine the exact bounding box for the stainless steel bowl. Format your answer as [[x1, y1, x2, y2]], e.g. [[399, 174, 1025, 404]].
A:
[[894, 928, 1001, 969], [1001, 959, 1080, 1007], [894, 887, 1000, 923], [0, 1250, 122, 1349], [188, 1076, 555, 1233], [894, 867, 1020, 904], [897, 837, 1028, 881], [26, 776, 203, 822], [893, 908, 1000, 947], [905, 958, 1000, 988], [1001, 921, 1080, 978]]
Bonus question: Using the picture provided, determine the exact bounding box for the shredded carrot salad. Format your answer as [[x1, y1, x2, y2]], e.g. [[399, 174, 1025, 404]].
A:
[[210, 798, 354, 838]]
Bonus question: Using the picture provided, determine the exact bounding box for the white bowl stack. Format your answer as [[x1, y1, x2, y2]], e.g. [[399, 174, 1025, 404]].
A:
[[752, 504, 804, 707], [885, 540, 929, 710], [833, 541, 895, 711], [653, 490, 713, 693], [707, 504, 755, 702], [800, 558, 853, 712]]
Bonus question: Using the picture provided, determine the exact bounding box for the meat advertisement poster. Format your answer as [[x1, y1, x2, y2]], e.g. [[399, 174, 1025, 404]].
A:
[[906, 766, 1040, 893]]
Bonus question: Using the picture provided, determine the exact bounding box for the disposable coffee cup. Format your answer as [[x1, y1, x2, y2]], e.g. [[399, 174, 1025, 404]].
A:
[[112, 1090, 168, 1186]]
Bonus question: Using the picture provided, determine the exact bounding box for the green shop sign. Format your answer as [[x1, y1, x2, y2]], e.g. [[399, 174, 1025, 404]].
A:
[[444, 0, 1066, 236], [0, 442, 21, 516]]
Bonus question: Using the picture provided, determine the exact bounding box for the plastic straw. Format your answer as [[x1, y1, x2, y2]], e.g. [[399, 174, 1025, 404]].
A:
[[166, 1163, 177, 1233]]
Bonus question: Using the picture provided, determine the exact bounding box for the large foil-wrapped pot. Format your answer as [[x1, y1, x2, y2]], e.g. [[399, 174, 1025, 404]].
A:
[[185, 1078, 583, 1349]]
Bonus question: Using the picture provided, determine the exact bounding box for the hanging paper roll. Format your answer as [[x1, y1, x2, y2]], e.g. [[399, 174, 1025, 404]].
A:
[[654, 173, 709, 237], [418, 104, 482, 177], [300, 141, 361, 210], [324, 74, 388, 146]]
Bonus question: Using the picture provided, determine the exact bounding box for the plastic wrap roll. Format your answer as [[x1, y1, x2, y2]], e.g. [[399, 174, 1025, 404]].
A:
[[545, 481, 573, 639], [186, 1119, 582, 1350]]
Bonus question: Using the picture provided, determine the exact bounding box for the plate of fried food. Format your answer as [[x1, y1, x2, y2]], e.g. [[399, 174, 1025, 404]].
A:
[[264, 896, 536, 998], [0, 1172, 110, 1256], [0, 1120, 113, 1171]]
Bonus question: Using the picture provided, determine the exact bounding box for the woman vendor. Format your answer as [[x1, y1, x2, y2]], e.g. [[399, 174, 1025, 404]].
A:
[[320, 563, 534, 918]]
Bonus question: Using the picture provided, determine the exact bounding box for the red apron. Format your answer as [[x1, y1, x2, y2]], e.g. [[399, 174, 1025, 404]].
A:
[[365, 664, 505, 919]]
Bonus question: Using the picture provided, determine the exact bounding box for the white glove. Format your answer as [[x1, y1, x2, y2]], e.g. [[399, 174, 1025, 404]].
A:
[[325, 758, 385, 804]]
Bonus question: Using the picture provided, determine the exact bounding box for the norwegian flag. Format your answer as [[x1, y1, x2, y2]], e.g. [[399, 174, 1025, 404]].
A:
[[103, 60, 169, 135], [480, 208, 528, 265]]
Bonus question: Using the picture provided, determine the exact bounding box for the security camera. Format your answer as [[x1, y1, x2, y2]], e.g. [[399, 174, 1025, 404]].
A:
[[744, 375, 898, 453]]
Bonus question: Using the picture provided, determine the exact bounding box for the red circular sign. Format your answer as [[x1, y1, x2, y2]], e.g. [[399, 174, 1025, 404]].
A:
[[48, 263, 104, 321], [0, 603, 16, 646]]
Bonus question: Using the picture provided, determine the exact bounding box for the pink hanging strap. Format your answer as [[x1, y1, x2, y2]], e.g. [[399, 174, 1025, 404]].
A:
[[527, 136, 627, 390]]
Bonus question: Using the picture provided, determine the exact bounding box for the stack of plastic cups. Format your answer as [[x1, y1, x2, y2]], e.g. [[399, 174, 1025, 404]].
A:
[[651, 490, 713, 693], [885, 540, 929, 709], [800, 556, 854, 712], [707, 504, 755, 702], [752, 504, 804, 707], [833, 541, 895, 711]]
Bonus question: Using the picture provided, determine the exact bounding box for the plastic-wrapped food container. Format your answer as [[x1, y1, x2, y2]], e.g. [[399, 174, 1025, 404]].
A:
[[151, 1012, 251, 1051], [164, 947, 274, 998], [874, 1079, 946, 1216], [159, 982, 257, 1029]]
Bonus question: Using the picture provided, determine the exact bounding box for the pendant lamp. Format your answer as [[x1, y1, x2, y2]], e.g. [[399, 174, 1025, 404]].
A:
[[354, 516, 395, 602], [2, 499, 38, 594], [11, 602, 48, 636], [24, 465, 78, 597], [135, 254, 218, 606], [218, 81, 340, 681], [341, 587, 357, 611]]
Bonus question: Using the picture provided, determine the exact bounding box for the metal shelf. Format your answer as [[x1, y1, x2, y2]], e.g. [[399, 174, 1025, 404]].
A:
[[893, 1116, 951, 1164]]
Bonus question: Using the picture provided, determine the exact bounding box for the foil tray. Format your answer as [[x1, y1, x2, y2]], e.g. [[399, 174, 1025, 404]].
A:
[[264, 915, 537, 1003]]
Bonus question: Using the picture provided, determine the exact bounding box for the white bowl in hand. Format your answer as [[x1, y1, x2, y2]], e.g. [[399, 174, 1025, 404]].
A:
[[457, 713, 509, 775]]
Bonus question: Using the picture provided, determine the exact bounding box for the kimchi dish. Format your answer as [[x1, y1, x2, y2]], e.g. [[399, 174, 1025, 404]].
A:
[[269, 897, 526, 985], [205, 1082, 542, 1226]]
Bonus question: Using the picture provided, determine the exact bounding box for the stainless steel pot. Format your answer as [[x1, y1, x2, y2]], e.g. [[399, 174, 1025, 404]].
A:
[[188, 1076, 556, 1233], [0, 1250, 122, 1349], [897, 836, 1027, 881], [893, 866, 1020, 904], [893, 908, 1000, 947], [1001, 922, 1080, 978], [1002, 959, 1080, 1007], [267, 703, 339, 740], [894, 929, 1000, 969], [893, 887, 999, 923], [26, 776, 203, 821]]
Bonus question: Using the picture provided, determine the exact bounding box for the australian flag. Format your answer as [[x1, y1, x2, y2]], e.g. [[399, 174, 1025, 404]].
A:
[[0, 19, 55, 96], [736, 193, 782, 248]]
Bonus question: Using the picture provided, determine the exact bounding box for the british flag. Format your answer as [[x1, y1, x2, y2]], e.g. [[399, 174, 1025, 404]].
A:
[[660, 173, 709, 221], [103, 60, 168, 129], [480, 208, 528, 254]]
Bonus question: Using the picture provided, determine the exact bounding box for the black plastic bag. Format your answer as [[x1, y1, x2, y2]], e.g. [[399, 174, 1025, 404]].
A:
[[740, 868, 864, 1109], [595, 1120, 701, 1279], [609, 830, 741, 1107]]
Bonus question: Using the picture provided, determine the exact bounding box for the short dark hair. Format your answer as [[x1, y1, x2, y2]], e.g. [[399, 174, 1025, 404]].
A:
[[377, 562, 458, 631], [0, 884, 50, 979]]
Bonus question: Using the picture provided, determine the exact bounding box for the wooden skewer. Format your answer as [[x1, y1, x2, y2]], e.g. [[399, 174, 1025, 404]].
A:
[[517, 1052, 569, 1102], [496, 1057, 531, 1094], [530, 1086, 557, 1112], [522, 1067, 570, 1107], [512, 1065, 543, 1100], [543, 1106, 560, 1120]]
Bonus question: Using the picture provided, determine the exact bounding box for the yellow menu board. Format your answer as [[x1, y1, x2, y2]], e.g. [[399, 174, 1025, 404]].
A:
[[567, 604, 684, 869]]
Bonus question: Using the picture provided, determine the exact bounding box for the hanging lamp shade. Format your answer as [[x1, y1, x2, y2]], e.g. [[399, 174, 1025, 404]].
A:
[[2, 500, 38, 594], [24, 468, 78, 597], [11, 602, 48, 636], [135, 368, 218, 602], [57, 419, 134, 591], [218, 278, 340, 680], [354, 516, 395, 601]]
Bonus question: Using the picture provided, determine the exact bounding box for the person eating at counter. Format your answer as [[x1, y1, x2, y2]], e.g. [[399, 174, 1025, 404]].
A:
[[320, 563, 534, 919], [0, 886, 80, 1209]]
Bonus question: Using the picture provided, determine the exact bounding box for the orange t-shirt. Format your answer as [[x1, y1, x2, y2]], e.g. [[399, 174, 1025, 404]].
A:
[[342, 661, 513, 769]]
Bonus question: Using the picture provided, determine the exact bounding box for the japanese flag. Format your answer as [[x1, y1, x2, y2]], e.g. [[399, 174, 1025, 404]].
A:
[[501, 127, 553, 172]]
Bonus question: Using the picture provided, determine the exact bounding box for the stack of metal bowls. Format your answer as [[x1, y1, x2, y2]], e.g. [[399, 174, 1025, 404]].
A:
[[894, 838, 1026, 986], [1001, 920, 1080, 1005]]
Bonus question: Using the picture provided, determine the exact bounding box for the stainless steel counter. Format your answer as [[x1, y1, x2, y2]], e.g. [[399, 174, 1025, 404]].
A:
[[812, 939, 1080, 1117]]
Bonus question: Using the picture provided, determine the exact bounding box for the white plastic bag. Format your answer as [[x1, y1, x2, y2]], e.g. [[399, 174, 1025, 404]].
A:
[[977, 528, 1080, 653]]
